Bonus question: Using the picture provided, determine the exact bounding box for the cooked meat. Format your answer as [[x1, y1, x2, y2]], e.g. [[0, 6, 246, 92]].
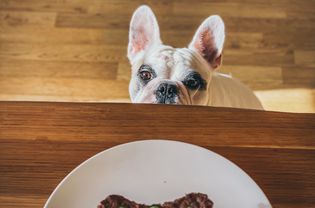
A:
[[162, 193, 213, 208], [97, 193, 213, 208], [97, 195, 145, 208]]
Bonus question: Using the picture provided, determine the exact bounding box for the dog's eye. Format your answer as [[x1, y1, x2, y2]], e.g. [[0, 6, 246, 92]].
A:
[[183, 72, 206, 90], [140, 71, 152, 81], [138, 65, 156, 84], [185, 79, 200, 89]]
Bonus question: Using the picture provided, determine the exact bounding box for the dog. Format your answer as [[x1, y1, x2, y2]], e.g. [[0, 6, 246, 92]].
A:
[[127, 5, 263, 110]]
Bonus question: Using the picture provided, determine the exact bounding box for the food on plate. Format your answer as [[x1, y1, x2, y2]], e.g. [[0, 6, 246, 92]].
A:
[[97, 193, 213, 208]]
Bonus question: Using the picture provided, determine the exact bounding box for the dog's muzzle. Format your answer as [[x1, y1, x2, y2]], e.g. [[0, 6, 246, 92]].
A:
[[155, 82, 178, 104]]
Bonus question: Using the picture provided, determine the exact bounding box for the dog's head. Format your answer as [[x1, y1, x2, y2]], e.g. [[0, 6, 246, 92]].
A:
[[127, 5, 225, 105]]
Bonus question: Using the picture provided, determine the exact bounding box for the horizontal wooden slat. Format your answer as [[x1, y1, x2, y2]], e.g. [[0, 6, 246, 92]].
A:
[[223, 48, 294, 66], [0, 43, 125, 62], [263, 30, 315, 50], [0, 11, 56, 27], [283, 66, 315, 88], [88, 0, 173, 16], [0, 27, 128, 45], [0, 0, 88, 13], [0, 78, 129, 101], [1, 102, 314, 147], [220, 65, 283, 90], [55, 12, 315, 35], [0, 43, 293, 66], [294, 50, 315, 67], [117, 59, 131, 81], [55, 12, 130, 29], [0, 195, 46, 208], [173, 2, 287, 19], [0, 26, 265, 50], [0, 59, 117, 79]]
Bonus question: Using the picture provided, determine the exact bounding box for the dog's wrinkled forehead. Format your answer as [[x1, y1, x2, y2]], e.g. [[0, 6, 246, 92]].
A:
[[173, 48, 211, 79], [139, 45, 211, 80]]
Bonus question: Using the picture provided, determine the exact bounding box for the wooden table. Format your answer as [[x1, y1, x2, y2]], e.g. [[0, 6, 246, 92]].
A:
[[0, 102, 315, 208]]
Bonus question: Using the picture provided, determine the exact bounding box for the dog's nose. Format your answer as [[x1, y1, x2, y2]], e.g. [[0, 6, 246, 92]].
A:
[[156, 83, 178, 104]]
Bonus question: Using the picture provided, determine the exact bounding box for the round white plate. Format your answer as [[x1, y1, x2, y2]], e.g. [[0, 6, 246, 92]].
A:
[[45, 140, 271, 208]]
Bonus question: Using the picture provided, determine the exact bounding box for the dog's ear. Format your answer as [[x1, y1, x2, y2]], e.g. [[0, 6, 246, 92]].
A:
[[128, 5, 161, 63], [188, 15, 225, 70]]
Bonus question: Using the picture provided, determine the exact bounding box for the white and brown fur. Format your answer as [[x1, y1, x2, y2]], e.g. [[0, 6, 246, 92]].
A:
[[127, 5, 263, 110]]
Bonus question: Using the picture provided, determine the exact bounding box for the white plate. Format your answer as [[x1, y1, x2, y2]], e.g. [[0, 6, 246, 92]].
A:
[[45, 140, 271, 208]]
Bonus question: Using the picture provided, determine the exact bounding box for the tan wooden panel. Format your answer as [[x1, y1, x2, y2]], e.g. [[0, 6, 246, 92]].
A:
[[1, 27, 265, 50], [0, 43, 125, 62], [1, 102, 314, 146], [263, 30, 315, 50], [55, 12, 130, 29], [0, 26, 128, 45], [55, 12, 306, 33], [283, 66, 315, 88], [0, 195, 45, 208], [0, 0, 172, 15], [223, 18, 315, 33], [220, 65, 283, 90], [0, 59, 117, 79], [88, 0, 173, 16], [0, 0, 88, 13], [283, 0, 315, 18], [294, 50, 315, 67], [0, 11, 56, 27], [173, 2, 287, 19], [223, 48, 294, 66], [117, 58, 131, 81], [0, 78, 129, 101]]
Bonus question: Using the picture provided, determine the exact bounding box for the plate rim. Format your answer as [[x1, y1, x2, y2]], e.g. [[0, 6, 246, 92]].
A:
[[44, 139, 271, 207]]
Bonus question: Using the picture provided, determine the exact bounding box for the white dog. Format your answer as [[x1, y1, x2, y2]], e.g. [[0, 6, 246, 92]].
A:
[[127, 5, 263, 110]]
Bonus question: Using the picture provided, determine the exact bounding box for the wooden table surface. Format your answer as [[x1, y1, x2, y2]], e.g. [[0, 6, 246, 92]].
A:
[[0, 102, 315, 208]]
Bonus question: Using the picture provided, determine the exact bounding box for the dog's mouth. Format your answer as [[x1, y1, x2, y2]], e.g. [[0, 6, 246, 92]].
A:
[[154, 97, 178, 104], [153, 93, 192, 105], [136, 94, 191, 105]]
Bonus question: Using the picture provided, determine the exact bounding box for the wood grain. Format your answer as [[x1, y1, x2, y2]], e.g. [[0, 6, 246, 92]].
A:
[[0, 11, 56, 27], [0, 102, 315, 208], [0, 43, 125, 62], [220, 65, 283, 90], [0, 59, 117, 79], [0, 0, 315, 112], [256, 89, 315, 113], [0, 78, 129, 101], [173, 2, 287, 19], [0, 27, 128, 45], [294, 50, 315, 67]]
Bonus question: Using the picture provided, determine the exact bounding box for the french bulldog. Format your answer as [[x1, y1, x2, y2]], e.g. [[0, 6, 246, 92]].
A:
[[127, 5, 263, 110]]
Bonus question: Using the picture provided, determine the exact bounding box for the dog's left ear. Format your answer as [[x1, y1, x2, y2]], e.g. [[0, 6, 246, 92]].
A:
[[128, 5, 162, 63], [189, 15, 225, 70]]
